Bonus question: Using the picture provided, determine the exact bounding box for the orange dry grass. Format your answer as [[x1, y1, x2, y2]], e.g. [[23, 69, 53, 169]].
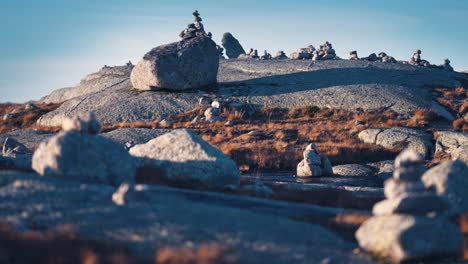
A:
[[155, 243, 237, 264], [406, 109, 438, 127], [0, 103, 61, 134]]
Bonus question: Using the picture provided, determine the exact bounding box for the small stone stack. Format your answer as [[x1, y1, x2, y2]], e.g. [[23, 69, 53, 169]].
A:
[[356, 149, 463, 263], [260, 50, 272, 60], [274, 51, 288, 59], [442, 58, 454, 71], [204, 100, 222, 122], [409, 49, 431, 67], [349, 51, 359, 60], [378, 52, 397, 63], [179, 10, 208, 40], [296, 143, 333, 177], [319, 41, 336, 60]]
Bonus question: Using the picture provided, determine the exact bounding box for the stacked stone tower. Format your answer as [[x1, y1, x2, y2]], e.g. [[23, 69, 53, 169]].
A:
[[356, 149, 463, 262]]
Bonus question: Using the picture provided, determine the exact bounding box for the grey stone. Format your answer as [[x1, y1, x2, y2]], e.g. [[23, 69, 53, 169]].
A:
[[393, 149, 426, 181], [358, 129, 383, 144], [32, 131, 136, 186], [297, 143, 333, 177], [24, 103, 38, 110], [204, 107, 221, 122], [332, 164, 376, 177], [129, 129, 240, 188], [372, 193, 449, 216], [356, 215, 463, 262], [383, 178, 428, 199], [221, 32, 246, 59], [0, 130, 54, 152], [422, 160, 468, 212], [451, 145, 468, 164], [359, 127, 433, 157], [0, 154, 32, 171], [131, 35, 219, 91]]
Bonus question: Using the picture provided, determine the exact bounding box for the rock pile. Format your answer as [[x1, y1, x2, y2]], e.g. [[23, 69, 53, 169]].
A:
[[221, 32, 246, 59], [409, 49, 431, 67], [274, 51, 288, 59], [296, 143, 333, 177], [129, 129, 240, 188], [32, 113, 136, 186], [349, 51, 359, 60], [131, 11, 218, 91], [362, 53, 379, 62], [313, 41, 337, 60], [378, 52, 397, 63], [260, 50, 272, 60], [442, 58, 454, 71], [356, 150, 463, 263]]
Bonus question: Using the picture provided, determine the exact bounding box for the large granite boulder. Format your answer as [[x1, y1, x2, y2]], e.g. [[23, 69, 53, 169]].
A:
[[422, 160, 468, 212], [358, 127, 433, 157], [221, 32, 246, 59], [131, 35, 219, 91], [129, 129, 240, 188], [32, 114, 136, 186], [356, 215, 462, 262]]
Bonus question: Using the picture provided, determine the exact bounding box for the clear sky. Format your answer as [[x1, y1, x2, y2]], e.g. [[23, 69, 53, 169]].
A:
[[1, 0, 467, 102]]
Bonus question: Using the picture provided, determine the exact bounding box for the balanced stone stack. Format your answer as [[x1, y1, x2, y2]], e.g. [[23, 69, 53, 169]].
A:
[[221, 32, 246, 59], [260, 50, 272, 60], [409, 49, 431, 67], [204, 100, 222, 122], [349, 51, 359, 60], [356, 150, 463, 263], [442, 58, 454, 71], [131, 11, 218, 91], [362, 53, 379, 62], [296, 143, 333, 177]]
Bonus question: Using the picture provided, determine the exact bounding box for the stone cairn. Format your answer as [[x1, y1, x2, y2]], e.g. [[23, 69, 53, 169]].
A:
[[290, 42, 337, 61], [274, 50, 288, 59], [442, 58, 454, 71], [204, 99, 222, 122], [260, 50, 272, 60], [179, 10, 208, 40], [296, 143, 333, 177], [409, 49, 431, 67], [349, 50, 359, 60], [356, 149, 463, 262]]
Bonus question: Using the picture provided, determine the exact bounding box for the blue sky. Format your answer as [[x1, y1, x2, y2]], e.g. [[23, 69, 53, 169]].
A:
[[1, 0, 467, 102]]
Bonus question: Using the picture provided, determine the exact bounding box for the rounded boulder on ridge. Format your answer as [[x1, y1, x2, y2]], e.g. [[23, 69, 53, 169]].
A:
[[130, 35, 219, 91]]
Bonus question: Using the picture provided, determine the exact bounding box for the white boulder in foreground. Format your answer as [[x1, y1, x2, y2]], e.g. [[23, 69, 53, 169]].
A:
[[356, 215, 462, 262], [32, 113, 136, 186], [129, 129, 240, 188]]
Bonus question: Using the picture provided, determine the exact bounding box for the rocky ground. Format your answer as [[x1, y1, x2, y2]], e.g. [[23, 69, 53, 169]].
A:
[[1, 59, 468, 263]]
